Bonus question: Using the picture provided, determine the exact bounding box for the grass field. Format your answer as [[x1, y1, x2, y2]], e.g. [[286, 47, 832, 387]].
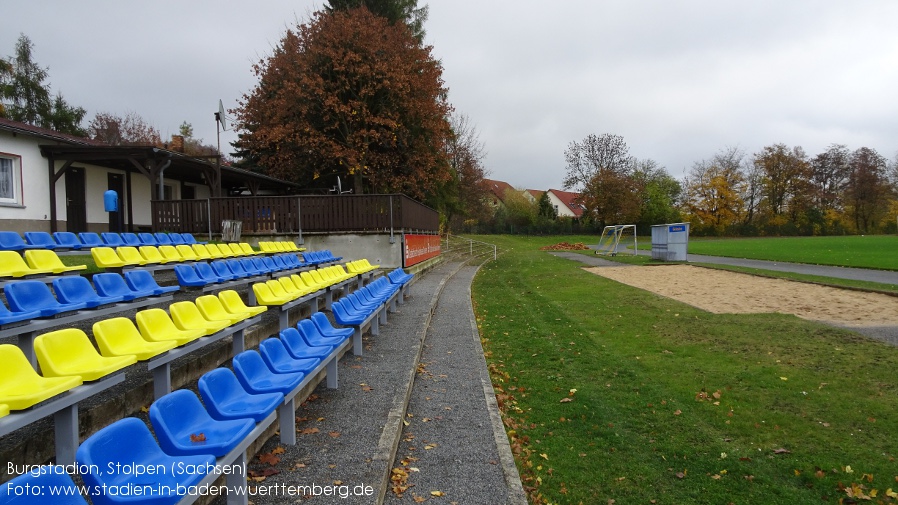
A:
[[471, 235, 898, 505], [686, 235, 898, 271]]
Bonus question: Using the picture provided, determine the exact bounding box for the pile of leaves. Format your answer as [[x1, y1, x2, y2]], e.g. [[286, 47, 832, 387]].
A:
[[539, 242, 589, 251]]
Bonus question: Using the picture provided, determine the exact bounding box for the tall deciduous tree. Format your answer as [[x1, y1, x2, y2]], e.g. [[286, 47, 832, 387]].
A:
[[563, 133, 640, 226], [0, 34, 86, 136], [810, 144, 851, 212], [754, 143, 812, 221], [234, 8, 452, 200], [846, 147, 891, 233], [442, 112, 489, 229], [631, 159, 681, 228], [325, 0, 428, 40], [682, 150, 746, 234], [88, 111, 161, 146]]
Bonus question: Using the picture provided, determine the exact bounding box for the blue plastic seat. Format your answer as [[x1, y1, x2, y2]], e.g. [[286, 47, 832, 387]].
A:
[[0, 231, 36, 251], [233, 350, 305, 395], [53, 275, 125, 308], [259, 337, 321, 374], [76, 417, 215, 505], [210, 260, 239, 281], [100, 232, 125, 247], [149, 389, 254, 457], [5, 280, 88, 317], [198, 368, 283, 422], [389, 268, 414, 284], [0, 298, 42, 326], [225, 259, 251, 278], [121, 232, 142, 246], [24, 231, 59, 249], [311, 312, 355, 339], [137, 232, 158, 246], [124, 270, 179, 295], [173, 264, 208, 287], [332, 300, 367, 326], [53, 231, 84, 250], [278, 327, 334, 359], [153, 232, 173, 246], [0, 468, 88, 504], [194, 262, 225, 283], [181, 233, 198, 244], [93, 272, 153, 301], [78, 232, 104, 248], [252, 257, 275, 274], [297, 319, 347, 347], [168, 233, 186, 246], [239, 258, 265, 276], [262, 256, 283, 272]]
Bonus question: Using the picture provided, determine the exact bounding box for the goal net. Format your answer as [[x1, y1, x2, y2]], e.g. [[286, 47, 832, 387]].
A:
[[595, 225, 637, 256]]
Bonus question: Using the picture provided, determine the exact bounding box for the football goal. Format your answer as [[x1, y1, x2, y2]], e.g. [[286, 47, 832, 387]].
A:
[[595, 225, 637, 256]]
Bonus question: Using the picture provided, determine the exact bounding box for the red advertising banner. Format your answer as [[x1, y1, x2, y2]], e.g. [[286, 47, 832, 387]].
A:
[[404, 234, 441, 267]]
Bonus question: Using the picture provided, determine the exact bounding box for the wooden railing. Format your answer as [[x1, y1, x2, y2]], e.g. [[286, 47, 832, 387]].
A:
[[151, 194, 439, 236]]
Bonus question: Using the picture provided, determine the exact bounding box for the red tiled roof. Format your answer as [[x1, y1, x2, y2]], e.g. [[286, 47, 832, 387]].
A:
[[0, 117, 105, 146], [481, 178, 515, 203], [548, 189, 585, 217], [526, 189, 544, 200]]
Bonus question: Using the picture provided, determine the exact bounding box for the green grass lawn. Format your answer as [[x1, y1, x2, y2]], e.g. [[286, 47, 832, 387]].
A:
[[686, 235, 898, 271], [471, 235, 898, 505]]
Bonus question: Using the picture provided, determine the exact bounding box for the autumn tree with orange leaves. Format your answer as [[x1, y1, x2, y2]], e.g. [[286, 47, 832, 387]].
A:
[[233, 8, 452, 200]]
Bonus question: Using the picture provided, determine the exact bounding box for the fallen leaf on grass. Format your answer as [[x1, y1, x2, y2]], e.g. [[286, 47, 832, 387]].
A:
[[772, 448, 791, 455], [559, 397, 573, 403]]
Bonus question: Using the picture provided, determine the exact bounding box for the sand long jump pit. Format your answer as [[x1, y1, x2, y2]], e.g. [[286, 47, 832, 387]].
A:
[[584, 264, 898, 329]]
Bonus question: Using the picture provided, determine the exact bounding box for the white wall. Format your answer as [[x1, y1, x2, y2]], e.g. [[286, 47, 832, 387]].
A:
[[546, 192, 577, 218]]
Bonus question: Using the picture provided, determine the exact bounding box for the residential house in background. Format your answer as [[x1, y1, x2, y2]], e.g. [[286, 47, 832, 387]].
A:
[[545, 189, 585, 219], [0, 118, 296, 234]]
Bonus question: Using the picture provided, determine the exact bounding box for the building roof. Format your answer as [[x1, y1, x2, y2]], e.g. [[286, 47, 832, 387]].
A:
[[0, 117, 105, 146], [481, 178, 516, 203], [548, 189, 585, 217], [526, 189, 544, 201]]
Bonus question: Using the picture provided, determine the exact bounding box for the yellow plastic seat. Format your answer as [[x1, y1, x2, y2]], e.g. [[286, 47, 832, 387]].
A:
[[258, 242, 274, 253], [158, 245, 183, 263], [227, 243, 245, 257], [205, 244, 228, 259], [139, 245, 167, 264], [300, 270, 326, 290], [251, 282, 293, 306], [135, 308, 206, 345], [239, 243, 259, 256], [192, 243, 214, 261], [116, 246, 148, 266], [34, 329, 136, 381], [176, 244, 199, 262], [195, 295, 249, 325], [218, 290, 267, 317], [278, 276, 312, 298], [309, 269, 330, 287], [0, 251, 49, 277], [24, 249, 87, 274], [266, 279, 301, 301], [91, 247, 126, 269], [93, 317, 178, 360], [0, 344, 83, 410], [290, 274, 316, 294], [0, 404, 8, 418], [169, 301, 231, 335]]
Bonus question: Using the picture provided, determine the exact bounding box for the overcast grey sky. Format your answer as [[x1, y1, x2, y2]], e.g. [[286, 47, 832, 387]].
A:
[[6, 1, 898, 191]]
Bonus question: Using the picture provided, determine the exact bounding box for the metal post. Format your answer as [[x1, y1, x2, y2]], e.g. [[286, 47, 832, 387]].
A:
[[389, 195, 395, 244], [297, 196, 304, 245], [207, 198, 212, 242]]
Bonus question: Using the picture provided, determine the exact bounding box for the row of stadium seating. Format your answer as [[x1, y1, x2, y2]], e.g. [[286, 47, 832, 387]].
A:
[[1, 303, 357, 504], [0, 272, 176, 325], [0, 230, 206, 251]]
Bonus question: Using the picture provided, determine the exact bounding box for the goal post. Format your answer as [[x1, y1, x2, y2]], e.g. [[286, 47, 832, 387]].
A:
[[595, 225, 637, 256]]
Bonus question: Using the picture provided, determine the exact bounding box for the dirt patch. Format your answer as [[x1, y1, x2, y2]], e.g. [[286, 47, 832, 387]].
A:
[[584, 264, 898, 328]]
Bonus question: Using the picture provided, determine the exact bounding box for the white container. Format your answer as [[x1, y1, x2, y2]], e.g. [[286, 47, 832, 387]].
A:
[[651, 223, 690, 261]]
